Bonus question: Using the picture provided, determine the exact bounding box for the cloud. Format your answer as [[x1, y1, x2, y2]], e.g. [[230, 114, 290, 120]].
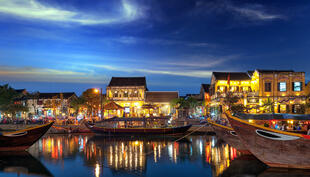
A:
[[194, 1, 285, 22], [88, 63, 213, 78], [229, 4, 285, 21], [0, 0, 146, 25], [164, 55, 238, 68], [111, 36, 215, 48], [0, 65, 108, 84]]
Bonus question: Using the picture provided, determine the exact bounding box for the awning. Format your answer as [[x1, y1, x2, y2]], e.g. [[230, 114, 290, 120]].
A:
[[104, 101, 124, 110]]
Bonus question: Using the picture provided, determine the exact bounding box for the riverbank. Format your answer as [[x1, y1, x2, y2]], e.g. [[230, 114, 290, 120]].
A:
[[0, 123, 215, 134]]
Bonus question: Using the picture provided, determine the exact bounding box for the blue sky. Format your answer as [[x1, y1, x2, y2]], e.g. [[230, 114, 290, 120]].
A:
[[0, 0, 310, 95]]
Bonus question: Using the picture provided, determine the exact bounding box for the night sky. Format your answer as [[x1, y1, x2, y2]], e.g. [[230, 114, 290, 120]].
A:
[[0, 0, 310, 95]]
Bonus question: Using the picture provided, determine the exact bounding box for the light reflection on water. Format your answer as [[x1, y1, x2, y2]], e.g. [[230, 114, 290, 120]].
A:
[[2, 134, 308, 177]]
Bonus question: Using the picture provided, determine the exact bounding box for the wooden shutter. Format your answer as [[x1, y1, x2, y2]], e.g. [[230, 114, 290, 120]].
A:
[[292, 82, 294, 91]]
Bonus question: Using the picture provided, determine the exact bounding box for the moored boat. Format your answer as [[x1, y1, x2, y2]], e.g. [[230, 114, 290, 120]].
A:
[[0, 151, 53, 177], [85, 123, 192, 136], [207, 119, 250, 153], [0, 122, 54, 151], [226, 112, 310, 169]]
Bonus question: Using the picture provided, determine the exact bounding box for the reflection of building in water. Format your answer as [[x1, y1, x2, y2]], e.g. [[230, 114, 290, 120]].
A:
[[107, 141, 146, 174], [29, 135, 90, 162], [205, 137, 241, 177], [29, 135, 223, 177], [87, 137, 195, 175]]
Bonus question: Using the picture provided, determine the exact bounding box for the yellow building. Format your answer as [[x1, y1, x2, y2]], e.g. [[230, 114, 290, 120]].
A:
[[210, 72, 251, 116], [210, 70, 307, 116], [106, 77, 178, 118], [251, 69, 306, 114]]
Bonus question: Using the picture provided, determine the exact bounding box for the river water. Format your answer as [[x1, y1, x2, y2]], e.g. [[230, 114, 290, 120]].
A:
[[0, 134, 309, 177]]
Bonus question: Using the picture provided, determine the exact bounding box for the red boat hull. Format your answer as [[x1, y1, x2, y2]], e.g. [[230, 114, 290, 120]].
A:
[[226, 112, 310, 169], [0, 122, 54, 151], [85, 123, 192, 136]]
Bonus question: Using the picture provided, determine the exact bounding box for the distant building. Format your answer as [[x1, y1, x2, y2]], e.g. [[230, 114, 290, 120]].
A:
[[27, 92, 77, 118], [106, 77, 178, 118], [145, 91, 178, 116]]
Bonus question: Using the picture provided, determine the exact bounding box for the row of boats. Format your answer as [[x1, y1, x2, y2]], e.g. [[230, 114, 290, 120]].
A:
[[0, 119, 192, 152], [209, 112, 310, 169]]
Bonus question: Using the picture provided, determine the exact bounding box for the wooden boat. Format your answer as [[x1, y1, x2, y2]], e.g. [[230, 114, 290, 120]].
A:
[[226, 112, 310, 169], [0, 122, 54, 151], [0, 151, 53, 177], [207, 119, 250, 153], [85, 123, 192, 136]]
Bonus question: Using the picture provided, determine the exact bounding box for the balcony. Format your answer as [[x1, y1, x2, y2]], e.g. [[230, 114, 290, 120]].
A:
[[247, 92, 259, 97]]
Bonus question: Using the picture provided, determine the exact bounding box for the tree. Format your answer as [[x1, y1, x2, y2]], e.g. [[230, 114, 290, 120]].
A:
[[223, 92, 240, 111], [186, 97, 199, 116], [70, 96, 86, 115], [0, 84, 28, 119], [82, 88, 101, 117], [262, 97, 274, 113]]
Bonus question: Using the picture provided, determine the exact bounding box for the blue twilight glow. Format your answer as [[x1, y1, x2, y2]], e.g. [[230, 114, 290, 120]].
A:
[[0, 0, 310, 95]]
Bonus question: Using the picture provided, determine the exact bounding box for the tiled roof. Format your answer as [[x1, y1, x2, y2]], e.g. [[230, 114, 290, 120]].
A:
[[256, 69, 295, 73], [38, 92, 76, 99], [212, 72, 251, 80], [108, 77, 147, 88], [146, 91, 178, 103]]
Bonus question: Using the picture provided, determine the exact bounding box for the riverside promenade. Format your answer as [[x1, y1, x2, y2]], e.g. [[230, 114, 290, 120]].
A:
[[0, 119, 214, 134]]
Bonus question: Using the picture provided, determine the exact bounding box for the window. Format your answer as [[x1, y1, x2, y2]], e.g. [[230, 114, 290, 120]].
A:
[[278, 82, 286, 92], [265, 82, 271, 92], [124, 91, 128, 97], [113, 91, 118, 97], [242, 86, 250, 92], [230, 86, 238, 92], [217, 86, 226, 92], [132, 90, 138, 97], [293, 82, 302, 91]]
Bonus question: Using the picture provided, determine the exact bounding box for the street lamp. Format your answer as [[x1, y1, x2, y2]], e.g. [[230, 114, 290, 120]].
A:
[[94, 88, 103, 120]]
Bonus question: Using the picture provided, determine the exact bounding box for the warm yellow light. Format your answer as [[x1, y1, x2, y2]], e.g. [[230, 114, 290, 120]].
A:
[[296, 93, 300, 96], [230, 81, 239, 85], [218, 80, 228, 85], [95, 163, 100, 177], [248, 119, 254, 123], [287, 120, 293, 124], [135, 141, 139, 146], [241, 81, 250, 85], [94, 89, 99, 93]]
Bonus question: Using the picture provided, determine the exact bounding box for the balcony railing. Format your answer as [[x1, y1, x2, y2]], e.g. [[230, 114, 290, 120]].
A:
[[211, 91, 259, 100]]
